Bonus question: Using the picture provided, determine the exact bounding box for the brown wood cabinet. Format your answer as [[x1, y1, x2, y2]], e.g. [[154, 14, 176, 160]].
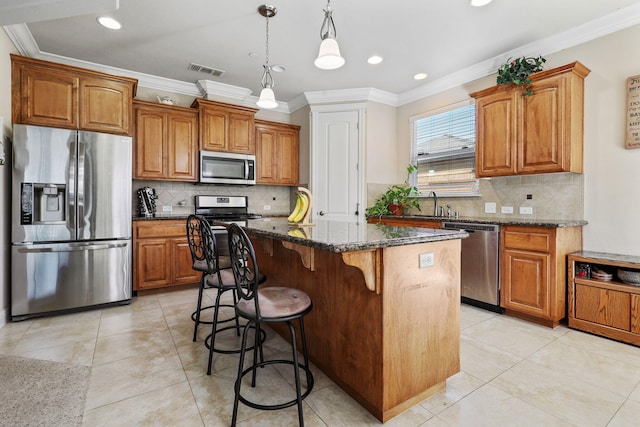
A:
[[133, 100, 198, 181], [11, 54, 137, 135], [471, 62, 590, 177], [191, 98, 257, 154], [500, 225, 582, 327], [255, 119, 300, 185], [568, 252, 640, 346], [133, 220, 199, 292]]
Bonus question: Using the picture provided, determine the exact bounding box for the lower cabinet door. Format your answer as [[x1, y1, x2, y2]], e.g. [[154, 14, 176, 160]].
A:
[[502, 249, 550, 318], [172, 238, 200, 285], [135, 239, 171, 290], [575, 284, 631, 331]]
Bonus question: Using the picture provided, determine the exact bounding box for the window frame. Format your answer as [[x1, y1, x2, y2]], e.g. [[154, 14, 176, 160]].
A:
[[409, 99, 480, 197]]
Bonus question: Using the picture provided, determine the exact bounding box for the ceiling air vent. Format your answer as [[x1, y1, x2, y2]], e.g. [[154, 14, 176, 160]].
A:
[[188, 62, 225, 77]]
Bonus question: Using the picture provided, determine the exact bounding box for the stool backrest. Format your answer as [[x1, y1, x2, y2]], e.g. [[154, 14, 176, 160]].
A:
[[187, 214, 222, 275], [227, 223, 261, 309]]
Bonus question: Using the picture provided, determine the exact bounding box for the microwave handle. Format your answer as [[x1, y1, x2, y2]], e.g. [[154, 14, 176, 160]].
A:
[[245, 159, 249, 180]]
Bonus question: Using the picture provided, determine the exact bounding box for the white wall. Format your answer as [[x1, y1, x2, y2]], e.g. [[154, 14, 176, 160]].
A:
[[0, 30, 18, 326], [393, 24, 640, 257]]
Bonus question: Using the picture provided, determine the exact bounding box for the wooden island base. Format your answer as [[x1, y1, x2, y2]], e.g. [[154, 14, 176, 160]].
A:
[[250, 234, 461, 422]]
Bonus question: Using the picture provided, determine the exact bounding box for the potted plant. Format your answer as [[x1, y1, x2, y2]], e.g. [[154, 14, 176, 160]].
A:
[[365, 165, 421, 218], [496, 55, 546, 96]]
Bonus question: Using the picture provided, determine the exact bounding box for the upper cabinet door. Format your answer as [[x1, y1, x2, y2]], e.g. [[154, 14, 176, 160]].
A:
[[475, 89, 518, 177], [134, 106, 166, 180], [18, 66, 79, 129], [79, 77, 133, 135], [276, 129, 299, 185], [167, 111, 198, 181], [228, 112, 255, 154], [200, 108, 228, 151], [517, 74, 566, 174]]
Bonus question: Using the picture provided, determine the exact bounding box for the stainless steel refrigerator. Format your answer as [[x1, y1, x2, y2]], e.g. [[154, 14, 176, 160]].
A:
[[11, 124, 132, 320]]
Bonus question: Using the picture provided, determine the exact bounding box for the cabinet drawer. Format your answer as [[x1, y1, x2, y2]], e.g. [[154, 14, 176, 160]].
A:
[[134, 221, 186, 239], [503, 229, 552, 252]]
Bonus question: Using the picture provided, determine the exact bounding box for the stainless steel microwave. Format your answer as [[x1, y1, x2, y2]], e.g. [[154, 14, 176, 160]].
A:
[[199, 150, 256, 185]]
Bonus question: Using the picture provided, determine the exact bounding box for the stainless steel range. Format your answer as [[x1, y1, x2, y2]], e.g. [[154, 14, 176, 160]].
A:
[[194, 195, 262, 223], [194, 195, 262, 253]]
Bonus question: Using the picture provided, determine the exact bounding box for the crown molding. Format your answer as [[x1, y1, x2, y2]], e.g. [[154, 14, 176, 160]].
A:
[[305, 87, 398, 106], [3, 24, 39, 56]]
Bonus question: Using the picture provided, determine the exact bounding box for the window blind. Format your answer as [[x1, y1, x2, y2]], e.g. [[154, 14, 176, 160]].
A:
[[411, 103, 479, 197]]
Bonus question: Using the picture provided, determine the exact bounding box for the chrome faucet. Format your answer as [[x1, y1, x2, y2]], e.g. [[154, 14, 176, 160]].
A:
[[428, 191, 438, 216]]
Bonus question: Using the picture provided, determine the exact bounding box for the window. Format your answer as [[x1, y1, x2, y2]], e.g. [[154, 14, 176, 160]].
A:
[[410, 101, 479, 197]]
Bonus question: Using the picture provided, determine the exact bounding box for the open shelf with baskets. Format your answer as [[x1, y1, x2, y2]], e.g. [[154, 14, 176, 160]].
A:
[[568, 251, 640, 347]]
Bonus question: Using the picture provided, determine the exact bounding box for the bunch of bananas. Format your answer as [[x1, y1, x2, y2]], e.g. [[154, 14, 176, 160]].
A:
[[287, 228, 307, 238], [288, 187, 312, 223]]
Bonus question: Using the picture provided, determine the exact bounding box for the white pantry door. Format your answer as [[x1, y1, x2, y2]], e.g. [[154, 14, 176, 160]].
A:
[[310, 105, 365, 223]]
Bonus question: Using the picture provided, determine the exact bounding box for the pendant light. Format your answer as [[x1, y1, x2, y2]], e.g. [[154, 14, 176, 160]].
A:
[[257, 5, 278, 109], [314, 0, 345, 70]]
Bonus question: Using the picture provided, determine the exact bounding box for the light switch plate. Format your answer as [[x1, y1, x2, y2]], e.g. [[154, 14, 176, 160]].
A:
[[501, 206, 514, 214], [162, 205, 171, 212], [263, 205, 271, 210], [485, 202, 497, 214], [519, 206, 533, 215]]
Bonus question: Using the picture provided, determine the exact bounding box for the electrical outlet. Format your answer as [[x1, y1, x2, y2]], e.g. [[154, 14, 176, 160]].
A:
[[501, 206, 514, 214], [263, 205, 271, 210], [419, 252, 434, 268], [484, 202, 496, 214], [162, 205, 171, 212], [519, 206, 533, 215]]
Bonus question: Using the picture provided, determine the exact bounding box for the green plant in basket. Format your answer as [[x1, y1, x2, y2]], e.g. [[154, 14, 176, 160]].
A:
[[365, 165, 421, 218], [496, 56, 546, 96]]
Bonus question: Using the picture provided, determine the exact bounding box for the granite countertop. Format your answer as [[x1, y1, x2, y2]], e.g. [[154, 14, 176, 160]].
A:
[[133, 215, 189, 221], [239, 218, 468, 253], [370, 215, 587, 228]]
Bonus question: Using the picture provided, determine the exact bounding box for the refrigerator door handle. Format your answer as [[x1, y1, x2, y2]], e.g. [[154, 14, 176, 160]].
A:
[[77, 139, 86, 228], [14, 242, 128, 253], [69, 139, 77, 231]]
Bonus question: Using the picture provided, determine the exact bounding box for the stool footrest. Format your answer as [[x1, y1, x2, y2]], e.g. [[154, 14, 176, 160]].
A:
[[190, 303, 235, 325], [205, 325, 266, 355], [236, 359, 314, 411]]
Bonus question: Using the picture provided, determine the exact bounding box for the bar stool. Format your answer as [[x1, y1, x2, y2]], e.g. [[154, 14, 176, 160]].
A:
[[226, 223, 314, 427], [186, 215, 237, 343]]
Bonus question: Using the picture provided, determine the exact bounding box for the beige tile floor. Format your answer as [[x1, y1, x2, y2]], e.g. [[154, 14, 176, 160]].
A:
[[1, 287, 640, 426]]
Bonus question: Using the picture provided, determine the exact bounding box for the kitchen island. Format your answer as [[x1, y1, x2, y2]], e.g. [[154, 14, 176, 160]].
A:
[[240, 218, 467, 422]]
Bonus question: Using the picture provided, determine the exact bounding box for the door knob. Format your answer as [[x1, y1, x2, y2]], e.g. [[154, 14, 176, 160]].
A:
[[318, 211, 325, 216]]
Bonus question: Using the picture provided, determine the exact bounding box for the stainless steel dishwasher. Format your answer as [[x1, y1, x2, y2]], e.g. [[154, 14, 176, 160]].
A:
[[442, 221, 502, 312]]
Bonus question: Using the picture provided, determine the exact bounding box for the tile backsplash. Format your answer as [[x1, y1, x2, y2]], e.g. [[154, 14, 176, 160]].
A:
[[132, 181, 292, 217], [368, 172, 584, 221], [415, 172, 584, 220]]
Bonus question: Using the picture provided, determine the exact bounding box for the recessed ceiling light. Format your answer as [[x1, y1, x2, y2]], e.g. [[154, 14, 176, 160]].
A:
[[470, 0, 492, 7], [97, 16, 121, 30], [367, 55, 383, 65], [271, 64, 286, 73], [414, 73, 428, 80]]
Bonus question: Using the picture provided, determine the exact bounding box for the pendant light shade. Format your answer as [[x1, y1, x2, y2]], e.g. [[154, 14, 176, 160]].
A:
[[257, 87, 277, 109], [314, 37, 345, 70], [257, 5, 278, 109], [315, 0, 344, 70]]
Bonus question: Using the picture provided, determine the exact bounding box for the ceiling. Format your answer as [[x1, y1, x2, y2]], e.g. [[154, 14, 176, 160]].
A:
[[5, 0, 640, 110]]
